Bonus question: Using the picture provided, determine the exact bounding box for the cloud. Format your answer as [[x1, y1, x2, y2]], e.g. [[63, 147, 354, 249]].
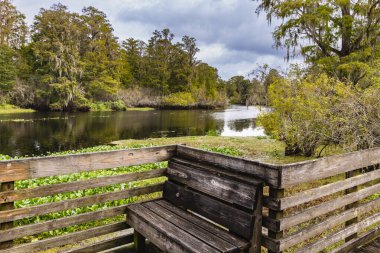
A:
[[13, 0, 290, 79]]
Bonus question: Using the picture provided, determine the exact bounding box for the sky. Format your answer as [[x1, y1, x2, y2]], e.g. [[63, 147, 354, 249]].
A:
[[13, 0, 292, 80]]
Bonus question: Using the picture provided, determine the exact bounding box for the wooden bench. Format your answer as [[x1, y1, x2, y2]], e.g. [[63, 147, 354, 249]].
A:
[[127, 156, 264, 253]]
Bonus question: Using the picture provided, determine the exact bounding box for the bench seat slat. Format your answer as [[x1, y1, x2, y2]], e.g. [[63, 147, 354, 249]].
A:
[[164, 180, 253, 239], [167, 161, 257, 210], [142, 201, 240, 252], [155, 200, 248, 249], [127, 203, 223, 253]]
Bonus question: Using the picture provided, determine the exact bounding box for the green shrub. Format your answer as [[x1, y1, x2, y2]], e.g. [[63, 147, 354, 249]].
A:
[[110, 100, 127, 111], [259, 71, 380, 156], [162, 92, 196, 107]]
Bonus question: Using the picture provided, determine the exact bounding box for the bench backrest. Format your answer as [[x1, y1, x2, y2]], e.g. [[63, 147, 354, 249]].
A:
[[163, 156, 263, 240]]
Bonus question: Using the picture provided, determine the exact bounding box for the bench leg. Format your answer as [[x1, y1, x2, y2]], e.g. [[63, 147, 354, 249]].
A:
[[134, 230, 146, 252]]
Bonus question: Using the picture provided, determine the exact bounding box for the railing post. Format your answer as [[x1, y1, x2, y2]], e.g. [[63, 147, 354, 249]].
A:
[[0, 181, 14, 249], [344, 169, 361, 242], [268, 187, 284, 253]]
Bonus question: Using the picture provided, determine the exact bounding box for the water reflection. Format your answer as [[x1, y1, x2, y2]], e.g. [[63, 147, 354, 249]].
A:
[[0, 106, 266, 156]]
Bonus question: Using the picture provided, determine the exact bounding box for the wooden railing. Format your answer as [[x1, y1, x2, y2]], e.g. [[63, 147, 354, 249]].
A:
[[260, 148, 380, 253], [0, 145, 176, 253], [0, 144, 379, 253]]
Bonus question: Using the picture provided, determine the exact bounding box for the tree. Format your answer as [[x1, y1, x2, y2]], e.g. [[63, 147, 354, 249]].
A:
[[0, 45, 16, 94], [0, 0, 27, 48], [256, 0, 380, 85], [31, 4, 86, 110], [81, 6, 123, 101]]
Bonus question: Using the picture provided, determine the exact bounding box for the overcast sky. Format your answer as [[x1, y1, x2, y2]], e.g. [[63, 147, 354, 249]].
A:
[[13, 0, 291, 80]]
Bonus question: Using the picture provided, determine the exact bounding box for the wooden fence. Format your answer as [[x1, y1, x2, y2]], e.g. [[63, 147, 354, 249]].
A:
[[0, 144, 379, 252], [0, 145, 176, 253]]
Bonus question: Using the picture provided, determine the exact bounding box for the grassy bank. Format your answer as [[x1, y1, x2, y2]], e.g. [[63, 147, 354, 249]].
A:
[[0, 104, 35, 114], [112, 136, 341, 164]]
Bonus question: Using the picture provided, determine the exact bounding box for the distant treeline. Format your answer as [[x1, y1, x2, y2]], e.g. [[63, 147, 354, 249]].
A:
[[0, 1, 272, 111]]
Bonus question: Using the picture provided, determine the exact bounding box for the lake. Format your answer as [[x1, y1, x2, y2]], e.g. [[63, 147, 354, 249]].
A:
[[0, 105, 267, 157]]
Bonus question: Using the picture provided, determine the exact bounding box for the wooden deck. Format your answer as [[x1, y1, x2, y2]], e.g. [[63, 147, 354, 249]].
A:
[[355, 237, 380, 253], [0, 145, 379, 253]]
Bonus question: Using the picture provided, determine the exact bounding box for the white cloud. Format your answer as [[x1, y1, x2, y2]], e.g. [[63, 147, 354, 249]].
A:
[[13, 0, 291, 79]]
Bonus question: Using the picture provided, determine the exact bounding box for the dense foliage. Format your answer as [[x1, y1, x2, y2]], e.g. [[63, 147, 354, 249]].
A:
[[226, 65, 281, 106], [257, 0, 380, 155], [0, 1, 226, 111]]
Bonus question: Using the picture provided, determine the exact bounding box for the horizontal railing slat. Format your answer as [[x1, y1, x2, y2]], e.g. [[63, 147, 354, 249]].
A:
[[0, 196, 158, 243], [330, 226, 380, 253], [279, 197, 380, 251], [280, 147, 380, 188], [0, 145, 176, 182], [61, 230, 134, 253], [296, 212, 380, 253], [0, 183, 163, 223], [265, 168, 380, 211], [0, 222, 129, 253], [267, 182, 380, 231], [0, 168, 166, 204]]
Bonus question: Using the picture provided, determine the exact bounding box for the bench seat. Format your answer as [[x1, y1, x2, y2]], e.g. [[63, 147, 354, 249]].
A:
[[127, 155, 263, 253], [127, 199, 250, 253]]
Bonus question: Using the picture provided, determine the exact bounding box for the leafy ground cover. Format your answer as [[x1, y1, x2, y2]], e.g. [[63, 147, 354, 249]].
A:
[[0, 104, 35, 114]]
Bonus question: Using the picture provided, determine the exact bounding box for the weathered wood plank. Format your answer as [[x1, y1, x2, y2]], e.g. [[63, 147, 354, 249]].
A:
[[331, 226, 380, 253], [296, 212, 380, 253], [0, 222, 129, 253], [167, 161, 257, 210], [163, 180, 253, 239], [275, 182, 380, 231], [0, 183, 163, 223], [267, 188, 284, 253], [155, 200, 249, 249], [0, 182, 14, 250], [0, 200, 144, 242], [280, 197, 380, 251], [249, 185, 263, 253], [61, 230, 134, 253], [127, 204, 221, 253], [143, 201, 236, 252], [0, 168, 166, 204], [0, 145, 176, 183], [176, 145, 280, 188], [171, 157, 262, 186], [280, 147, 380, 187], [264, 168, 380, 211]]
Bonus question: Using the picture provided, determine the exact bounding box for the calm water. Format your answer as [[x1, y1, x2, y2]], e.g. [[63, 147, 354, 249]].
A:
[[0, 105, 267, 157]]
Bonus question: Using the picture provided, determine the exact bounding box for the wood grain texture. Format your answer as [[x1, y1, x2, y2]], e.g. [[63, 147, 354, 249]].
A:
[[0, 222, 129, 253], [280, 147, 380, 187], [276, 182, 380, 231], [170, 157, 262, 186], [296, 212, 380, 253], [163, 180, 253, 239], [167, 160, 257, 210], [128, 204, 221, 253], [155, 200, 248, 249], [143, 201, 237, 252], [280, 197, 380, 251], [61, 231, 134, 253], [0, 168, 166, 204], [332, 226, 380, 253], [0, 182, 14, 250], [0, 200, 145, 242], [0, 183, 163, 223], [176, 145, 280, 188], [264, 168, 380, 211], [0, 145, 176, 182]]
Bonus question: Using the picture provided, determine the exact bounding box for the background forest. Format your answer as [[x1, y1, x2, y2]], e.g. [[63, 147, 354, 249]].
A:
[[0, 1, 271, 112]]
